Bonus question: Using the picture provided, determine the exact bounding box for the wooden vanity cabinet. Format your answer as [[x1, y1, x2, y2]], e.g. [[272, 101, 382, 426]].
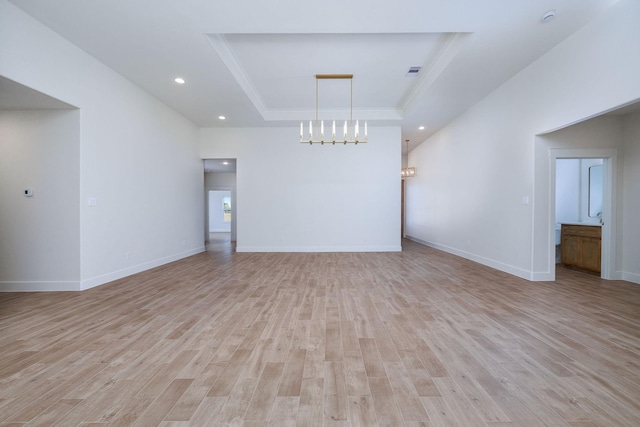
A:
[[560, 224, 601, 274]]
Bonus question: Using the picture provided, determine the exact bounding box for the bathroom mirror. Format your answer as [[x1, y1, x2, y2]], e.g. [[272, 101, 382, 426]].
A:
[[589, 164, 603, 218]]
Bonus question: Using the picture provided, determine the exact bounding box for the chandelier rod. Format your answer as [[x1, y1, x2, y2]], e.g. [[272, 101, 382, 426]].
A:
[[314, 74, 355, 127]]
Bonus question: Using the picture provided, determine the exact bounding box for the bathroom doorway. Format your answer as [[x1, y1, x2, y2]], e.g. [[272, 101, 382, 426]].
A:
[[550, 150, 616, 279], [555, 158, 604, 272]]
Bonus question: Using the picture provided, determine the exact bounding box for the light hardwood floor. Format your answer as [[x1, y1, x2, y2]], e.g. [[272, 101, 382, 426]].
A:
[[1, 240, 639, 426]]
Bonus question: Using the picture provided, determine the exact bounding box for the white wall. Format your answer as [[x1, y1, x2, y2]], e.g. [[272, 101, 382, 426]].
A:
[[201, 127, 401, 252], [205, 172, 237, 189], [406, 0, 640, 282], [621, 112, 640, 283], [1, 0, 204, 290], [556, 159, 580, 224], [0, 110, 80, 290]]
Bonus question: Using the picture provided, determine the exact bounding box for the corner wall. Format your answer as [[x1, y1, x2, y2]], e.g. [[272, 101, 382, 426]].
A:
[[200, 127, 401, 252], [406, 0, 640, 281], [1, 0, 204, 290], [0, 110, 80, 291]]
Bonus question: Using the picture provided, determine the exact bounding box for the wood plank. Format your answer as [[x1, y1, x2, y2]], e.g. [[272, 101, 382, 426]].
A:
[[297, 378, 324, 427], [244, 362, 285, 421], [383, 362, 430, 422], [359, 338, 386, 378], [368, 376, 405, 427], [278, 349, 307, 397], [131, 378, 193, 427]]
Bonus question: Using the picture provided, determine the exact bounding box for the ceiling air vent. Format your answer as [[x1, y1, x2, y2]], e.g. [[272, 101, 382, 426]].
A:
[[406, 66, 422, 77]]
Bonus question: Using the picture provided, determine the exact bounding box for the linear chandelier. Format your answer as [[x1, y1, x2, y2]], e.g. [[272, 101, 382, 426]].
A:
[[300, 74, 368, 145], [401, 140, 416, 178], [401, 167, 416, 178]]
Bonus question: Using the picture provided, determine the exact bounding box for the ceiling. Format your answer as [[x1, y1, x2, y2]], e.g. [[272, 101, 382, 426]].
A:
[[6, 0, 621, 151], [204, 159, 236, 174]]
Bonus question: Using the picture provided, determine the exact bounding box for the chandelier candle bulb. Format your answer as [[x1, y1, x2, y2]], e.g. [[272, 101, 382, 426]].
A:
[[321, 120, 324, 140], [309, 121, 312, 140], [300, 122, 303, 139], [343, 121, 347, 140], [332, 120, 336, 140]]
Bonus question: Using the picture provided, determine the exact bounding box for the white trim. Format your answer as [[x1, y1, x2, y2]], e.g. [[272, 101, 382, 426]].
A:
[[531, 271, 555, 281], [399, 33, 468, 113], [80, 247, 205, 291], [206, 32, 462, 122], [207, 34, 268, 118], [265, 108, 403, 122], [0, 281, 81, 292], [236, 245, 401, 253], [621, 271, 640, 285], [406, 236, 533, 280]]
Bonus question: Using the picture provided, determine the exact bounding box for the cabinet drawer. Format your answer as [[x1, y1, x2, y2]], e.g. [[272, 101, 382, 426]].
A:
[[561, 225, 601, 238]]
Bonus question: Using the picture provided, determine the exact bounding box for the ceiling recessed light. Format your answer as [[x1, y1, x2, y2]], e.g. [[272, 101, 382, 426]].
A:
[[541, 10, 556, 23], [174, 77, 185, 84], [418, 126, 425, 130], [218, 115, 226, 120]]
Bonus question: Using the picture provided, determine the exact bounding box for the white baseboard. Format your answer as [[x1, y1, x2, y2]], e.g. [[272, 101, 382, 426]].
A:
[[0, 281, 82, 292], [531, 271, 555, 281], [621, 271, 640, 285], [406, 236, 640, 285], [80, 246, 205, 290], [405, 235, 533, 281], [0, 247, 205, 292], [236, 245, 402, 253]]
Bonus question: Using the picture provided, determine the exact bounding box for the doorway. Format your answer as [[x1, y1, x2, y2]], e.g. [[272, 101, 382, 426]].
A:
[[549, 149, 617, 280], [205, 189, 233, 252], [555, 158, 604, 272], [203, 158, 237, 251], [208, 190, 231, 233]]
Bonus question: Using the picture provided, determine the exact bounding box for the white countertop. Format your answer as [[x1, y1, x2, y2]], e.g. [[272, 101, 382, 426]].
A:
[[559, 222, 602, 227]]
